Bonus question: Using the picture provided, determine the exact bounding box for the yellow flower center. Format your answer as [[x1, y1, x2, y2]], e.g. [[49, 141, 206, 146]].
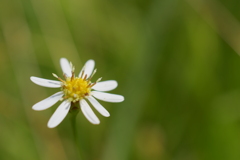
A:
[[62, 77, 91, 102], [53, 64, 101, 103]]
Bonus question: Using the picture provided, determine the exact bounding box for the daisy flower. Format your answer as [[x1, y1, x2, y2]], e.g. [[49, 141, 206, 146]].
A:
[[30, 58, 124, 128]]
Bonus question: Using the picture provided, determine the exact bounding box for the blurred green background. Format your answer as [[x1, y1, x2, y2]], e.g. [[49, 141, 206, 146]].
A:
[[1, 0, 240, 159]]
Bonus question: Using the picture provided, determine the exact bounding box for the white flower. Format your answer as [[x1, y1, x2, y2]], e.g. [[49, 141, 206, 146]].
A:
[[30, 58, 124, 128]]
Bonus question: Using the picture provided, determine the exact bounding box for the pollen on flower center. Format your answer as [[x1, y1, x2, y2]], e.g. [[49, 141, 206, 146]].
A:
[[52, 64, 101, 103], [63, 77, 91, 102]]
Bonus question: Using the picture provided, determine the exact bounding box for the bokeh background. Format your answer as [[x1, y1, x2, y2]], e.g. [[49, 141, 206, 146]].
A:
[[1, 0, 240, 159]]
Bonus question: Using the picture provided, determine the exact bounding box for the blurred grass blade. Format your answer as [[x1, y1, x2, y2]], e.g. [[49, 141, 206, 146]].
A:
[[102, 0, 178, 160]]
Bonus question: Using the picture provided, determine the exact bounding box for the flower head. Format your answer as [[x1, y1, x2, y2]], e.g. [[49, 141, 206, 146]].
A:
[[31, 58, 124, 128]]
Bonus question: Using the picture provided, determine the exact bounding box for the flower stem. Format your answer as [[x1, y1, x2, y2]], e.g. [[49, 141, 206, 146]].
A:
[[69, 102, 82, 160]]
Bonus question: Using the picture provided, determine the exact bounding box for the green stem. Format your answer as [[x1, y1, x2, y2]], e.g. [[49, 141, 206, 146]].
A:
[[69, 102, 82, 160]]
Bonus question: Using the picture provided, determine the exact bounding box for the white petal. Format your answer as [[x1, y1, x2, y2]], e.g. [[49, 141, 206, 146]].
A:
[[91, 91, 124, 103], [60, 58, 72, 77], [87, 96, 110, 117], [30, 76, 61, 88], [80, 99, 100, 124], [92, 80, 118, 91], [79, 59, 95, 78], [47, 100, 71, 128], [32, 91, 63, 111]]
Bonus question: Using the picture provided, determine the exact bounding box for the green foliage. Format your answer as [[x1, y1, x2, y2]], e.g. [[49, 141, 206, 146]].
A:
[[0, 0, 240, 159]]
